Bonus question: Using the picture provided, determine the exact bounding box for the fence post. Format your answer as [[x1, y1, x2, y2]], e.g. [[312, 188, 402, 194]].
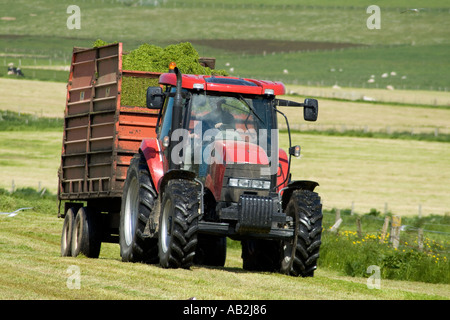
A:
[[418, 228, 424, 252], [356, 217, 362, 238], [391, 215, 401, 249], [329, 209, 342, 233], [380, 216, 390, 244]]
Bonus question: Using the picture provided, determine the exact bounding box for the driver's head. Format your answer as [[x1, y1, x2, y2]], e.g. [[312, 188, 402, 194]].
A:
[[213, 98, 226, 112]]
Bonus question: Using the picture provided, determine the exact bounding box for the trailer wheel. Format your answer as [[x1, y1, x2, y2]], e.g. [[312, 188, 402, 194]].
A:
[[280, 190, 322, 277], [71, 207, 101, 258], [61, 207, 77, 257], [159, 179, 199, 269], [120, 153, 158, 263]]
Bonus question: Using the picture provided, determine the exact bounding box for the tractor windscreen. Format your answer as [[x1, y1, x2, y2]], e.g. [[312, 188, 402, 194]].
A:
[[187, 93, 275, 156]]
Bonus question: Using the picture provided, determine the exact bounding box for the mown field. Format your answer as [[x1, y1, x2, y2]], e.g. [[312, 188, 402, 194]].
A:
[[0, 191, 448, 300], [0, 77, 449, 299], [1, 0, 449, 302]]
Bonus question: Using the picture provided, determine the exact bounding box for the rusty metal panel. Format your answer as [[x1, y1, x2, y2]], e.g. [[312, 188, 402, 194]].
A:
[[59, 43, 162, 200]]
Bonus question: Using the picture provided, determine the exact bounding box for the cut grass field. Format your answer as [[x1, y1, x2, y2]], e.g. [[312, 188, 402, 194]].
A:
[[0, 207, 448, 300], [283, 134, 450, 216], [0, 78, 66, 118], [1, 0, 449, 300], [0, 131, 62, 193]]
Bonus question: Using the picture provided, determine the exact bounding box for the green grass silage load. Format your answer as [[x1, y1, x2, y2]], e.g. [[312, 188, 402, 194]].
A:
[[92, 40, 227, 106]]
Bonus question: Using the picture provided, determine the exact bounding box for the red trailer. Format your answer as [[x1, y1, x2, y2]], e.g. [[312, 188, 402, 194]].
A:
[[58, 43, 161, 246]]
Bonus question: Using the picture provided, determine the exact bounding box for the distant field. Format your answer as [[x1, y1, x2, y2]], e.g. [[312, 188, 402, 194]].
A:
[[283, 133, 450, 216], [1, 0, 448, 45], [280, 94, 450, 135], [0, 78, 66, 117], [221, 44, 450, 91], [0, 75, 449, 216], [1, 0, 450, 90], [0, 128, 448, 217], [0, 131, 61, 193]]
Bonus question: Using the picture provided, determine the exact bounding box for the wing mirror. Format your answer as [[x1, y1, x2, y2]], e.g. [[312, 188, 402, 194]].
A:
[[275, 98, 319, 122], [146, 86, 164, 109], [303, 98, 318, 122]]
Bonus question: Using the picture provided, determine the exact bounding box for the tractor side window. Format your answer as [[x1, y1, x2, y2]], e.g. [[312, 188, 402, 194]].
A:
[[158, 94, 174, 140], [157, 87, 188, 141]]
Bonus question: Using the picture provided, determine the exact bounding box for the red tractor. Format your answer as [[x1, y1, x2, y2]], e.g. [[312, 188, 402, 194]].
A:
[[59, 43, 321, 277], [120, 64, 322, 276]]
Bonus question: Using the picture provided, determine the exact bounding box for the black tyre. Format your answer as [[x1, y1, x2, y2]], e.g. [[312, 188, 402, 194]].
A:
[[120, 153, 158, 263], [195, 234, 227, 267], [61, 207, 76, 257], [241, 239, 280, 272], [71, 207, 101, 258], [158, 179, 199, 269], [280, 189, 322, 277]]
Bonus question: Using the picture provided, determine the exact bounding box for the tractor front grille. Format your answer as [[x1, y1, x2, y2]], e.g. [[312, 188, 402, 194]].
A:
[[237, 194, 275, 233]]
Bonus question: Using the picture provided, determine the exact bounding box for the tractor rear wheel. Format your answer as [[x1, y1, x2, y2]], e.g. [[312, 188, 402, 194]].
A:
[[280, 189, 322, 277], [158, 179, 200, 269], [241, 239, 281, 272], [195, 234, 227, 267], [120, 153, 158, 263]]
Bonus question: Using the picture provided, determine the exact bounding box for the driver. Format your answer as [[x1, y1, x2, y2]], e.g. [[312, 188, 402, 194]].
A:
[[200, 98, 235, 131], [188, 98, 235, 177]]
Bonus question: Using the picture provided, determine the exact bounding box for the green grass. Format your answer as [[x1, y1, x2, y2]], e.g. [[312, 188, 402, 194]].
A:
[[320, 231, 449, 284], [0, 110, 62, 131], [1, 0, 450, 90], [284, 128, 450, 143], [0, 131, 62, 193], [217, 44, 450, 91], [0, 188, 449, 300], [2, 0, 448, 45]]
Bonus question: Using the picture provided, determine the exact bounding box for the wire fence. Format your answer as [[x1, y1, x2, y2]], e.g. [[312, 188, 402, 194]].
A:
[[322, 207, 450, 255]]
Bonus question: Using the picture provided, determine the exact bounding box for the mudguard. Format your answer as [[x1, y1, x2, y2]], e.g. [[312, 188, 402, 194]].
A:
[[277, 148, 289, 191], [281, 180, 320, 210], [140, 138, 165, 193]]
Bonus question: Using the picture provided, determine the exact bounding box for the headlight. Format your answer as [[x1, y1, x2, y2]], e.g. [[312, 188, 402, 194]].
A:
[[228, 178, 270, 190], [228, 178, 238, 187]]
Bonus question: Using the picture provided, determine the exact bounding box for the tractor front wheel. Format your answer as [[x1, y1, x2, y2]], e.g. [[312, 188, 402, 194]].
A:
[[158, 179, 200, 269], [280, 189, 322, 277]]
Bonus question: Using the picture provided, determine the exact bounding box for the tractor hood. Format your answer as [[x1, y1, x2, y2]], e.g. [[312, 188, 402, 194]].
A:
[[203, 139, 273, 201]]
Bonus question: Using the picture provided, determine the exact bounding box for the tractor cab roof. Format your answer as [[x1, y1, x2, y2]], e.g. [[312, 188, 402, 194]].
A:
[[158, 73, 285, 96]]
